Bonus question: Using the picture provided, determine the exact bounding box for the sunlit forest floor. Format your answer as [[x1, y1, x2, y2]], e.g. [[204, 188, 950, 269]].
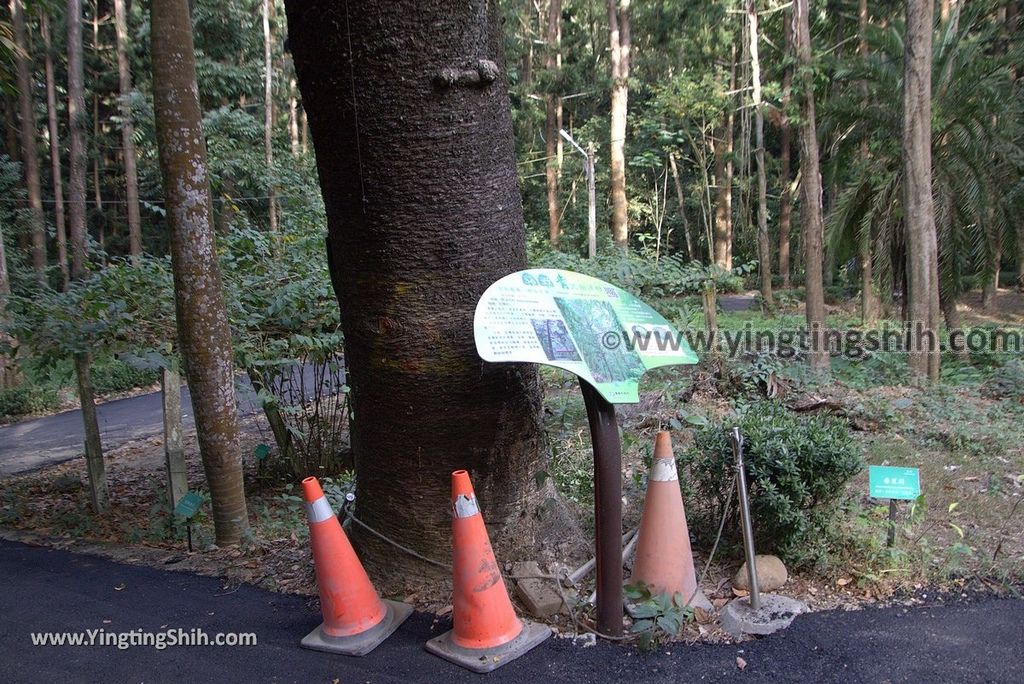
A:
[[2, 289, 1022, 643]]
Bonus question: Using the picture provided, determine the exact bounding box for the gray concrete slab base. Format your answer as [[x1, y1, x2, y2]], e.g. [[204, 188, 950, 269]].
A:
[[720, 594, 809, 637], [300, 599, 413, 656], [424, 619, 552, 673]]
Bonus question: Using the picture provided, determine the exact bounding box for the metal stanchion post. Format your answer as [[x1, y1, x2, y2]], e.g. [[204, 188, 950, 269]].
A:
[[730, 427, 761, 611]]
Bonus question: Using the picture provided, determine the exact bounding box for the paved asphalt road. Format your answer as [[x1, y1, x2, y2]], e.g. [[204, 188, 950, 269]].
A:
[[0, 365, 333, 477], [0, 539, 1020, 683]]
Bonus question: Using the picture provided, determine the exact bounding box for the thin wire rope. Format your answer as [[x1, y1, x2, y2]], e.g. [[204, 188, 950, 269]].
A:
[[343, 0, 366, 208]]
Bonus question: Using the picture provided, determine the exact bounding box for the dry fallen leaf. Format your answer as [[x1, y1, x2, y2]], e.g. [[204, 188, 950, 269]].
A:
[[736, 656, 747, 671], [732, 587, 749, 598], [836, 578, 851, 587]]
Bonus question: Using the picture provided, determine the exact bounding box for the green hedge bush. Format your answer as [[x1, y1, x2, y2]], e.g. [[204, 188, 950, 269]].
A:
[[0, 385, 61, 419], [682, 401, 863, 567]]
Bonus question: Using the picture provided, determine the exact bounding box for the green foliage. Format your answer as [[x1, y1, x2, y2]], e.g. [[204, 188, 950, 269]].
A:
[[683, 401, 863, 567], [90, 357, 160, 395], [623, 583, 694, 649], [0, 384, 60, 419]]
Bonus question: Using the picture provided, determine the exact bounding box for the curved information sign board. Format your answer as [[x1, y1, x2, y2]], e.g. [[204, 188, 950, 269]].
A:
[[473, 269, 698, 403]]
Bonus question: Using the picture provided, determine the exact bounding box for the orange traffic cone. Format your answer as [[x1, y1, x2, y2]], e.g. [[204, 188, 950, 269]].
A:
[[628, 432, 712, 612], [299, 477, 412, 656], [425, 470, 551, 673]]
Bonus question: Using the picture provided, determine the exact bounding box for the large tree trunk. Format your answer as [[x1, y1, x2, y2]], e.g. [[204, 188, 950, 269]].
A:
[[713, 49, 735, 270], [152, 0, 250, 545], [607, 0, 631, 248], [41, 13, 69, 290], [778, 8, 793, 288], [545, 0, 562, 247], [285, 0, 565, 582], [113, 0, 143, 264], [11, 0, 48, 285], [795, 0, 829, 372], [263, 0, 279, 249], [903, 0, 941, 380], [748, 0, 773, 308]]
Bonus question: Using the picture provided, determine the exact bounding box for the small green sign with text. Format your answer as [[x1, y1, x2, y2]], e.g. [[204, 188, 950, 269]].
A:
[[868, 466, 921, 500], [173, 491, 204, 519]]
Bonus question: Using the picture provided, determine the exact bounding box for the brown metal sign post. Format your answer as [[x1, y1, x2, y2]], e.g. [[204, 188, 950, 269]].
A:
[[580, 380, 624, 636]]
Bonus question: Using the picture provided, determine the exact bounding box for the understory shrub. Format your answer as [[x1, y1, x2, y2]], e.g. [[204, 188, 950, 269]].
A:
[[682, 400, 863, 567], [0, 385, 61, 418], [91, 357, 161, 395]]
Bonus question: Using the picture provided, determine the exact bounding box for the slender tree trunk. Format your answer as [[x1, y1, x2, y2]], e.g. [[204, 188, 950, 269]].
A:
[[795, 0, 829, 372], [11, 0, 48, 284], [668, 152, 694, 260], [748, 0, 773, 308], [2, 95, 18, 163], [859, 0, 878, 324], [288, 71, 300, 157], [903, 0, 941, 380], [713, 51, 735, 270], [114, 0, 142, 264], [68, 0, 88, 278], [607, 0, 631, 248], [263, 0, 279, 249], [982, 229, 1000, 310], [42, 14, 69, 290], [66, 0, 107, 512], [545, 0, 562, 246], [152, 0, 251, 545], [285, 0, 567, 581], [91, 6, 105, 266], [778, 9, 793, 287]]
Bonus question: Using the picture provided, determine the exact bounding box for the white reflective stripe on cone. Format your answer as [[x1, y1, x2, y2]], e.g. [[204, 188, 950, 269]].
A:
[[650, 458, 679, 482], [304, 496, 335, 523], [452, 494, 479, 519]]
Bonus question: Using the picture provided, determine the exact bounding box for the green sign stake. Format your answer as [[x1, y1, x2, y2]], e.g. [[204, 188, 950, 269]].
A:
[[868, 466, 921, 500]]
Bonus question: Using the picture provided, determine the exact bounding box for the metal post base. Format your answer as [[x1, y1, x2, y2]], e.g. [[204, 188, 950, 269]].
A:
[[424, 619, 552, 673], [300, 599, 413, 657]]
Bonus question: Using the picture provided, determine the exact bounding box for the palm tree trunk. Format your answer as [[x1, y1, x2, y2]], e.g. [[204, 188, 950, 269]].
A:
[[152, 0, 251, 545], [795, 0, 829, 372], [859, 0, 878, 324], [114, 0, 143, 264], [285, 0, 565, 581], [778, 8, 793, 288], [11, 0, 48, 285], [545, 0, 562, 247]]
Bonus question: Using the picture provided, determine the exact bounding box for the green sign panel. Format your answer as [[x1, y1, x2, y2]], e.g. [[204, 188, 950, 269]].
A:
[[868, 466, 921, 500], [173, 491, 204, 519], [474, 269, 698, 404]]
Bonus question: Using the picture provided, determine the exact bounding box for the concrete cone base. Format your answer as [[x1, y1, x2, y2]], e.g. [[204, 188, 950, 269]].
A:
[[625, 587, 714, 617], [425, 619, 552, 673], [301, 599, 413, 656], [720, 594, 809, 637]]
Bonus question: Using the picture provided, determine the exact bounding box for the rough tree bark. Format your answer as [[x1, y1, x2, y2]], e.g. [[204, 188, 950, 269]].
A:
[[903, 0, 941, 380], [795, 0, 829, 372], [285, 0, 572, 581], [713, 49, 735, 269], [668, 152, 694, 260], [114, 0, 143, 264], [41, 13, 69, 290], [67, 0, 88, 279], [545, 0, 562, 246], [11, 0, 48, 284], [748, 0, 773, 308], [778, 8, 793, 287], [151, 0, 251, 545], [607, 0, 631, 248]]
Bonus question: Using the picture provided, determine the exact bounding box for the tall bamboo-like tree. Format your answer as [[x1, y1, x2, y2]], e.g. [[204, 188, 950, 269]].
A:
[[903, 0, 941, 379], [285, 0, 568, 579], [263, 0, 278, 248], [10, 0, 47, 284], [152, 0, 251, 545], [795, 0, 829, 372], [713, 48, 735, 269], [608, 0, 631, 248], [858, 0, 878, 324], [113, 0, 142, 263], [545, 0, 562, 246], [778, 7, 793, 287], [748, 0, 772, 308], [41, 13, 69, 290]]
